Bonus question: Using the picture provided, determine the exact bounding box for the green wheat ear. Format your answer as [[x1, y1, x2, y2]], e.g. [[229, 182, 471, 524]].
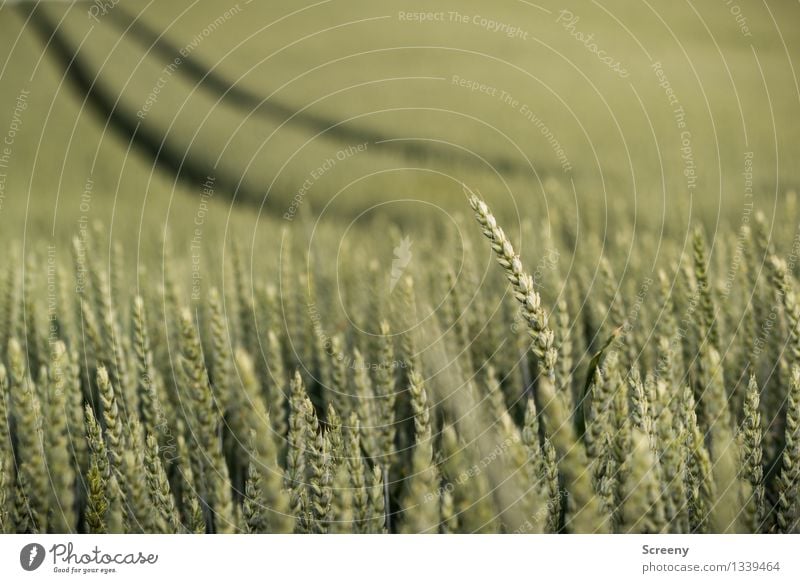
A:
[[143, 433, 180, 534], [0, 364, 11, 527], [243, 456, 268, 534], [285, 370, 310, 527], [8, 338, 48, 532], [234, 349, 295, 533], [367, 464, 387, 534], [683, 385, 715, 533], [738, 372, 764, 532], [308, 408, 332, 534], [777, 366, 800, 533], [329, 463, 354, 534], [124, 422, 152, 533], [345, 413, 369, 533], [692, 228, 718, 350], [96, 367, 127, 495], [45, 341, 77, 533], [0, 453, 11, 533], [469, 195, 557, 377], [84, 454, 108, 534], [399, 370, 438, 534], [467, 196, 608, 533], [178, 308, 234, 533]]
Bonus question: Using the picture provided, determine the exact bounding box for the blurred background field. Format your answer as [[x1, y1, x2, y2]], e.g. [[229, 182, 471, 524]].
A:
[[0, 0, 798, 251], [0, 0, 798, 339]]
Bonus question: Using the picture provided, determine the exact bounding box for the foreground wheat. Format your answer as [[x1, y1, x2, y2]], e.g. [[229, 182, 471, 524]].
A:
[[0, 199, 798, 533]]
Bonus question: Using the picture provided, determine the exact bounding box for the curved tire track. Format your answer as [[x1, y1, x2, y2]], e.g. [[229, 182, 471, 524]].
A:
[[19, 3, 267, 208], [105, 4, 530, 176]]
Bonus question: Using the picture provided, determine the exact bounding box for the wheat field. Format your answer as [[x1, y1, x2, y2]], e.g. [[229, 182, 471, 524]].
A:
[[1, 1, 799, 535], [0, 190, 798, 534]]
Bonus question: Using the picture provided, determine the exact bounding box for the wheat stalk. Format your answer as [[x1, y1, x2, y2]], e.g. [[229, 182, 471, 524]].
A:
[[469, 195, 557, 376]]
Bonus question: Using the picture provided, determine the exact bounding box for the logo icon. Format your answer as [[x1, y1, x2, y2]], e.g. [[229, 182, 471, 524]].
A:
[[390, 235, 413, 292], [20, 543, 46, 571]]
